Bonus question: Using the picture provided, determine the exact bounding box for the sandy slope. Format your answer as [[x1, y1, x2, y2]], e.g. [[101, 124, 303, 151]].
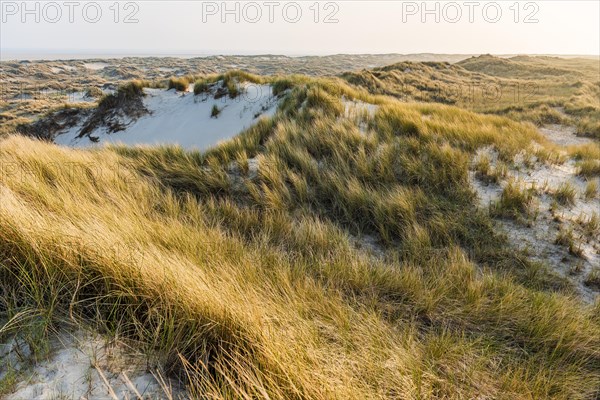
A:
[[470, 126, 599, 302], [55, 84, 279, 150], [2, 330, 181, 399]]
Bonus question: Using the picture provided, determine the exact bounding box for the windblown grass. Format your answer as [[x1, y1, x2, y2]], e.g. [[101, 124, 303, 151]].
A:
[[578, 159, 600, 178], [553, 182, 577, 205], [98, 80, 148, 108], [584, 180, 598, 199], [584, 268, 600, 290], [168, 77, 190, 92], [474, 154, 508, 184], [1, 75, 599, 399], [490, 180, 536, 219], [343, 55, 600, 137]]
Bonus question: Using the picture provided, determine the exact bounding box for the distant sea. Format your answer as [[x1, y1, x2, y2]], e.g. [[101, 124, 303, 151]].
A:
[[0, 51, 321, 61], [1, 51, 598, 62], [0, 52, 218, 61]]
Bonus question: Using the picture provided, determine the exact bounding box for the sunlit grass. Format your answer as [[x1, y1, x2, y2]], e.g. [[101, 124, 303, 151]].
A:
[[1, 74, 599, 399]]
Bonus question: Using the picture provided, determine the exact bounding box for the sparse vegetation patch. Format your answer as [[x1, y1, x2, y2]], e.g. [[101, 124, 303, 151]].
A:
[[2, 58, 600, 399], [168, 76, 190, 92]]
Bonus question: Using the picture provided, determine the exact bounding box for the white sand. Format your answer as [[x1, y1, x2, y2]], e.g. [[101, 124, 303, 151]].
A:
[[55, 84, 280, 151], [2, 330, 180, 399], [539, 124, 594, 146], [342, 98, 379, 134], [470, 130, 599, 302], [83, 62, 110, 71]]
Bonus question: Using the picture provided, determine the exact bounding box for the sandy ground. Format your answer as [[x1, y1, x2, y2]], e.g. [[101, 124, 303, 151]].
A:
[[539, 124, 594, 147], [342, 98, 379, 134], [470, 125, 599, 302], [1, 328, 183, 399], [54, 83, 280, 150]]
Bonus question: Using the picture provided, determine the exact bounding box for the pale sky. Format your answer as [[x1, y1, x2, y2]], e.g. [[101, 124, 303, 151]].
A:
[[1, 1, 598, 59]]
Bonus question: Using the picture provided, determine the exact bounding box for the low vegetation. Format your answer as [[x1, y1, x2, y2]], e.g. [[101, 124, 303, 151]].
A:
[[490, 180, 536, 219], [579, 212, 599, 237], [84, 86, 104, 98], [168, 76, 190, 92], [474, 154, 508, 184], [584, 267, 600, 290], [343, 55, 600, 138], [554, 227, 584, 258], [1, 70, 600, 399], [193, 80, 210, 95], [553, 182, 577, 205], [272, 78, 294, 96], [578, 159, 600, 177], [98, 80, 148, 108], [584, 179, 598, 199], [210, 104, 221, 118]]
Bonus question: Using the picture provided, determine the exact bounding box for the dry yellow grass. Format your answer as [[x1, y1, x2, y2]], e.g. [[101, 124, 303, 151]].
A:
[[1, 74, 600, 399], [343, 55, 600, 138]]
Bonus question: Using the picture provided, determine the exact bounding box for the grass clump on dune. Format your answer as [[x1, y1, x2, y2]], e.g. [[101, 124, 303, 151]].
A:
[[219, 70, 265, 98], [584, 179, 598, 199], [490, 180, 536, 219], [193, 80, 211, 95], [569, 142, 600, 161], [578, 159, 600, 177], [554, 227, 584, 258], [94, 79, 165, 110], [272, 78, 295, 96], [84, 86, 104, 99], [584, 267, 600, 290], [98, 80, 148, 108], [474, 155, 508, 184], [168, 76, 190, 92], [553, 182, 577, 205], [192, 71, 266, 98], [1, 75, 600, 399], [210, 104, 221, 118], [224, 78, 240, 98]]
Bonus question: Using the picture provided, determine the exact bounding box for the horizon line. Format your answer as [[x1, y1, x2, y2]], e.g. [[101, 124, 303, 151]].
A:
[[2, 51, 599, 62]]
